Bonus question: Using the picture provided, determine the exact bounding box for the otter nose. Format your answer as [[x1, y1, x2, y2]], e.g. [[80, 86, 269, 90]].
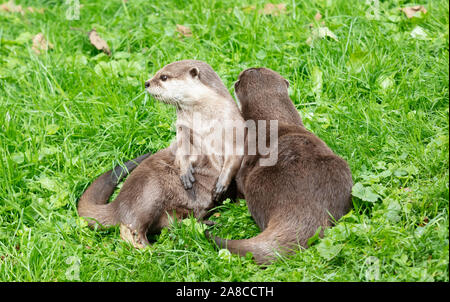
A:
[[145, 80, 150, 88]]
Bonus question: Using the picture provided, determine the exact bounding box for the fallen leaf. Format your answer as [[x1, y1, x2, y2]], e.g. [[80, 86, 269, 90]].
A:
[[213, 213, 221, 218], [32, 33, 54, 55], [259, 3, 286, 16], [176, 24, 192, 37], [0, 1, 23, 14], [314, 12, 322, 21], [88, 29, 111, 55], [0, 1, 44, 14], [401, 5, 427, 19]]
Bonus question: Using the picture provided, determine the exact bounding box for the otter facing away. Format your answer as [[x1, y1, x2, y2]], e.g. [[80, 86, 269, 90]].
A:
[[207, 67, 353, 264], [77, 60, 244, 248]]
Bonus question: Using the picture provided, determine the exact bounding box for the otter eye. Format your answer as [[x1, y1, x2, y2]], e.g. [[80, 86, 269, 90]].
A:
[[160, 75, 168, 81]]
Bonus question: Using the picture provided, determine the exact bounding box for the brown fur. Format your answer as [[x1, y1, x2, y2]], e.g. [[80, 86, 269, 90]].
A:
[[77, 153, 151, 226], [207, 68, 353, 264], [77, 60, 243, 247]]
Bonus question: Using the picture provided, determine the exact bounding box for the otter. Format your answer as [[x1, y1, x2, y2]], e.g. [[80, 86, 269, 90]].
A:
[[206, 67, 353, 264], [77, 60, 244, 248]]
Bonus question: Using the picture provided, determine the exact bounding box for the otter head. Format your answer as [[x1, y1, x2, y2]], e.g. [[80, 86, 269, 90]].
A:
[[234, 67, 302, 125], [145, 60, 230, 107], [234, 68, 290, 111]]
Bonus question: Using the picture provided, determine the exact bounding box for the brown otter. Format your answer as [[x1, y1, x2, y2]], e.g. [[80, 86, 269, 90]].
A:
[[206, 67, 353, 264], [77, 60, 244, 248]]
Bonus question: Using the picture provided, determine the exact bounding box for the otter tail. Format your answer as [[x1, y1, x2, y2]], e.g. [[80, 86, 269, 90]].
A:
[[206, 224, 300, 265], [77, 153, 151, 227]]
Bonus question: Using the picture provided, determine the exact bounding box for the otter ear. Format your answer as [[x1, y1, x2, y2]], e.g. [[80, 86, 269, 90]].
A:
[[189, 67, 199, 78], [284, 79, 290, 88]]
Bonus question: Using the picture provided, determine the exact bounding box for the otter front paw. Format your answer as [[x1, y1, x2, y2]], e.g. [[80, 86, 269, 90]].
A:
[[212, 181, 227, 202], [180, 164, 195, 190]]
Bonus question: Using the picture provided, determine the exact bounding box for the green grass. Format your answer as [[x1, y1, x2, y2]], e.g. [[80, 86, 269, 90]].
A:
[[0, 0, 448, 281]]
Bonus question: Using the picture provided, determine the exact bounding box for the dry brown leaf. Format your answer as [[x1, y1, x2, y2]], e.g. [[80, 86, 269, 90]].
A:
[[176, 24, 192, 37], [418, 216, 429, 227], [0, 1, 24, 14], [402, 5, 427, 18], [88, 29, 111, 55], [32, 33, 53, 55], [314, 12, 322, 21], [259, 3, 286, 16], [213, 213, 221, 218], [0, 1, 44, 14]]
